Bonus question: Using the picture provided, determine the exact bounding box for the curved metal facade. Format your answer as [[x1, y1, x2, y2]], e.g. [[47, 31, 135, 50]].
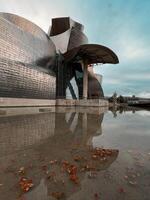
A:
[[49, 17, 88, 54], [0, 58, 56, 99], [0, 13, 56, 99], [0, 13, 55, 65], [68, 27, 88, 50]]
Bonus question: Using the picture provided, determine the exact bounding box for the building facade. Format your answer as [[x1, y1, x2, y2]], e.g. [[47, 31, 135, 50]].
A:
[[0, 13, 119, 100]]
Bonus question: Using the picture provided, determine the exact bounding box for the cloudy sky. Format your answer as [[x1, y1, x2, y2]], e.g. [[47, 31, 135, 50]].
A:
[[0, 0, 150, 97]]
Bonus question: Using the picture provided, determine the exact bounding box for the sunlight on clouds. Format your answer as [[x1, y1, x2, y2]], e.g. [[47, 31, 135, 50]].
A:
[[104, 78, 121, 85], [0, 0, 71, 32], [137, 92, 150, 98], [116, 34, 150, 62], [126, 73, 150, 81]]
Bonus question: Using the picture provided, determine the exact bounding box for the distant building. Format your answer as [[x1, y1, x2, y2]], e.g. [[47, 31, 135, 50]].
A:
[[0, 13, 119, 100]]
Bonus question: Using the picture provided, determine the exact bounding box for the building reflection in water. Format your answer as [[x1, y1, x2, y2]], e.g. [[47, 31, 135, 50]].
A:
[[110, 106, 140, 118], [0, 107, 119, 200], [0, 113, 55, 157]]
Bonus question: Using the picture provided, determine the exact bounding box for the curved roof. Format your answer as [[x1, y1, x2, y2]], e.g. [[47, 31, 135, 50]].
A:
[[63, 44, 119, 64], [0, 12, 48, 41]]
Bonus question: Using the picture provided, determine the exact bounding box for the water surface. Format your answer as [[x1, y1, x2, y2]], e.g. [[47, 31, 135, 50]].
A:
[[0, 107, 150, 200]]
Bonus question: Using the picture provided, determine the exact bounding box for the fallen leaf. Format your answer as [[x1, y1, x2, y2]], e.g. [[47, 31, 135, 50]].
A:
[[19, 177, 34, 192]]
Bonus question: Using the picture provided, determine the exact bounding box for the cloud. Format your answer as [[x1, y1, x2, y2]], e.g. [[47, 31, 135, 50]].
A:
[[104, 78, 121, 85], [136, 91, 150, 98], [113, 30, 150, 64], [103, 72, 150, 85], [126, 73, 150, 81], [0, 0, 72, 32]]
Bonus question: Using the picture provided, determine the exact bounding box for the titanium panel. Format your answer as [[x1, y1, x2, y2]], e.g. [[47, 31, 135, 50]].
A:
[[0, 13, 56, 99], [0, 13, 55, 66], [0, 58, 56, 99]]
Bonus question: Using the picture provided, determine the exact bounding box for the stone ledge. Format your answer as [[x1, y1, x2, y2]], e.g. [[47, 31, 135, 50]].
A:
[[0, 98, 56, 107], [0, 98, 108, 108], [56, 99, 109, 107]]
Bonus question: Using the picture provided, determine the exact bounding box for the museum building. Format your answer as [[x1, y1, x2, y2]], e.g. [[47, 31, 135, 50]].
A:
[[0, 13, 119, 100]]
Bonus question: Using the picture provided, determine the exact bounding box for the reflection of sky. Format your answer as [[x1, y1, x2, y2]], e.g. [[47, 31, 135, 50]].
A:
[[93, 111, 150, 150], [0, 0, 150, 96]]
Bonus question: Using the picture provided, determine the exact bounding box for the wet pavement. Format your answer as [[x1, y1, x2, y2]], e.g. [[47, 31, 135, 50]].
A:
[[0, 106, 150, 200]]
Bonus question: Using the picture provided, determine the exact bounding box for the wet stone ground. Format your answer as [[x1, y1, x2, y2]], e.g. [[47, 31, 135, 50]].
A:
[[0, 106, 150, 200]]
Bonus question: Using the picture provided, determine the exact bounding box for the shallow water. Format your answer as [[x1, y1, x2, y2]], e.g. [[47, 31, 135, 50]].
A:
[[0, 107, 150, 200]]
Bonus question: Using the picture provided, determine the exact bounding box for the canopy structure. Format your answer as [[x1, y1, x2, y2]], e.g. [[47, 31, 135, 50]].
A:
[[63, 44, 119, 65], [63, 44, 119, 99]]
